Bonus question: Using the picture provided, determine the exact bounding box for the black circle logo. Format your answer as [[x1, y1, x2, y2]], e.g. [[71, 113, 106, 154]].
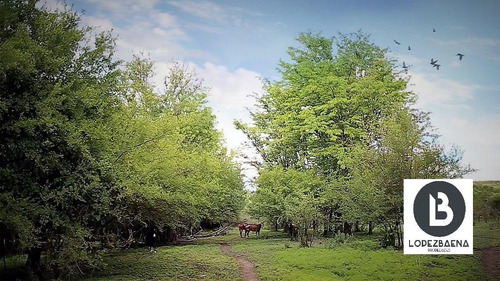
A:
[[413, 181, 466, 237]]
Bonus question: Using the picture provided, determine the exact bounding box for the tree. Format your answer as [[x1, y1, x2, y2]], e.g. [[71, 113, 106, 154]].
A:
[[249, 166, 323, 246], [112, 56, 244, 240], [473, 182, 500, 222], [0, 2, 244, 277], [238, 31, 474, 245], [0, 0, 121, 276], [237, 31, 411, 236], [343, 108, 474, 246]]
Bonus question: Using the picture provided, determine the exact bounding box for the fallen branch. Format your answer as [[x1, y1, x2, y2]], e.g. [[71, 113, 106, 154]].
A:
[[182, 226, 229, 239]]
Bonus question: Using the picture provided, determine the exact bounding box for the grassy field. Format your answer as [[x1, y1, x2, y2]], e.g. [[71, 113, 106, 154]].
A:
[[2, 221, 498, 280], [78, 221, 498, 280]]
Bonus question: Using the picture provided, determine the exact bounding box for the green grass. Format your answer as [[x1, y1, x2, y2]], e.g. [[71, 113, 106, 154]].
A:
[[229, 222, 499, 281], [3, 222, 498, 280], [78, 243, 241, 281], [474, 220, 500, 249]]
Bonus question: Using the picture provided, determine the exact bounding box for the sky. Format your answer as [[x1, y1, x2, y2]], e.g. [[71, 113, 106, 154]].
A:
[[42, 0, 500, 183]]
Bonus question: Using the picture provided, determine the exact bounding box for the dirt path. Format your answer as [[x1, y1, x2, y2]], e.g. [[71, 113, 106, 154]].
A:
[[220, 243, 260, 281], [481, 247, 499, 279]]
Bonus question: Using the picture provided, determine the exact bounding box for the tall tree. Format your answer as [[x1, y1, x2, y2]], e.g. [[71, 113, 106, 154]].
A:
[[0, 0, 121, 276], [343, 108, 474, 245], [239, 31, 473, 242], [113, 56, 244, 239]]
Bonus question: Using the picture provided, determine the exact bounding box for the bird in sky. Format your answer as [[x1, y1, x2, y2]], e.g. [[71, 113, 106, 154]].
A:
[[433, 28, 436, 32], [394, 40, 401, 45], [457, 53, 465, 60], [430, 58, 438, 65], [403, 61, 408, 68], [408, 46, 411, 50], [433, 64, 441, 70]]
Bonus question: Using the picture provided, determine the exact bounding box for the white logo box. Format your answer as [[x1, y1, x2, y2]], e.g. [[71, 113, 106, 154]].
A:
[[404, 179, 473, 255]]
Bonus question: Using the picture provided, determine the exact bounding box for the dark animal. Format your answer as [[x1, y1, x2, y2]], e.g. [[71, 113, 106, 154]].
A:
[[430, 58, 438, 65], [343, 221, 352, 238], [433, 28, 436, 32], [244, 223, 263, 238], [394, 40, 401, 45], [238, 223, 247, 238], [433, 64, 441, 70], [408, 46, 411, 50], [457, 53, 465, 60], [145, 227, 158, 253]]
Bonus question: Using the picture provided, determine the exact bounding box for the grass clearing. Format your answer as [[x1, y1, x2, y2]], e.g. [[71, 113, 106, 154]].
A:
[[3, 222, 498, 280], [78, 243, 240, 281]]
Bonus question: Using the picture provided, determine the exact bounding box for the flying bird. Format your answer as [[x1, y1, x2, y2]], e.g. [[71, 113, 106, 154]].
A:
[[433, 28, 436, 32], [394, 40, 401, 45], [408, 46, 411, 50], [457, 53, 465, 60], [433, 64, 440, 70], [430, 58, 438, 65], [402, 61, 409, 68]]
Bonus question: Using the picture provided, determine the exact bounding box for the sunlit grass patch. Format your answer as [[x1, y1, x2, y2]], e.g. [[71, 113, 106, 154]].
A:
[[473, 221, 500, 249], [79, 243, 240, 281]]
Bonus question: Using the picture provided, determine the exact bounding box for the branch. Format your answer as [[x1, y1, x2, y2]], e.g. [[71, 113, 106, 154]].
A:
[[113, 132, 169, 164]]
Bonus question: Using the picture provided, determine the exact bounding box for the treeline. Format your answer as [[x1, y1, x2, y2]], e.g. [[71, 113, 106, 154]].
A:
[[474, 181, 500, 222], [0, 1, 243, 278], [237, 32, 474, 247]]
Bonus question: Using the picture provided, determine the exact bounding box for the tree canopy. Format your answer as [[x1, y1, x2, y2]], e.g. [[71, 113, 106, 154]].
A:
[[0, 1, 244, 278], [238, 31, 473, 246]]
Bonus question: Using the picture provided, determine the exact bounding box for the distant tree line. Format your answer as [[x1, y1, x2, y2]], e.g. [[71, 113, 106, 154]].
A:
[[473, 182, 500, 222], [237, 31, 474, 247], [0, 1, 244, 278]]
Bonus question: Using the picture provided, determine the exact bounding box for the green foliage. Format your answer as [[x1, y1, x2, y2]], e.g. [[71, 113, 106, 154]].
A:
[[474, 181, 500, 221], [0, 0, 121, 275], [77, 245, 241, 281], [113, 56, 244, 230], [239, 30, 474, 244], [237, 31, 410, 174], [0, 1, 244, 277], [343, 109, 474, 228]]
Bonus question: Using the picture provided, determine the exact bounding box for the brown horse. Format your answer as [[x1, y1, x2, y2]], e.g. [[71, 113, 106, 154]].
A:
[[238, 223, 248, 238], [244, 223, 263, 238]]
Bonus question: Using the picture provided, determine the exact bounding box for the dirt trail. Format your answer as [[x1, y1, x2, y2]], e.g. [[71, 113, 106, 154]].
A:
[[220, 243, 260, 281], [481, 247, 499, 279]]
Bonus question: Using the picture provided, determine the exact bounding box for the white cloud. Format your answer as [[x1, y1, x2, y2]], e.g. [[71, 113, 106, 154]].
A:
[[157, 12, 178, 28], [36, 0, 68, 12], [198, 63, 261, 111], [84, 16, 114, 32], [167, 0, 261, 27], [169, 0, 226, 22], [408, 72, 476, 108], [193, 62, 263, 153], [76, 2, 215, 64], [431, 114, 500, 180], [408, 72, 500, 180], [85, 0, 159, 14]]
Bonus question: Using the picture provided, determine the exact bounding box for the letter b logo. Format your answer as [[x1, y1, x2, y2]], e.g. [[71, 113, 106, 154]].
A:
[[429, 192, 453, 226], [414, 181, 465, 237]]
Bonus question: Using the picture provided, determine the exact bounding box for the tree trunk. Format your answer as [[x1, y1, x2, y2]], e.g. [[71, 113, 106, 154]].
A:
[[323, 209, 333, 237], [25, 247, 42, 280], [396, 221, 403, 247]]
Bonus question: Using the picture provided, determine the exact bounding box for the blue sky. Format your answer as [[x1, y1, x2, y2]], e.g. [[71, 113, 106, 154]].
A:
[[44, 0, 499, 181]]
